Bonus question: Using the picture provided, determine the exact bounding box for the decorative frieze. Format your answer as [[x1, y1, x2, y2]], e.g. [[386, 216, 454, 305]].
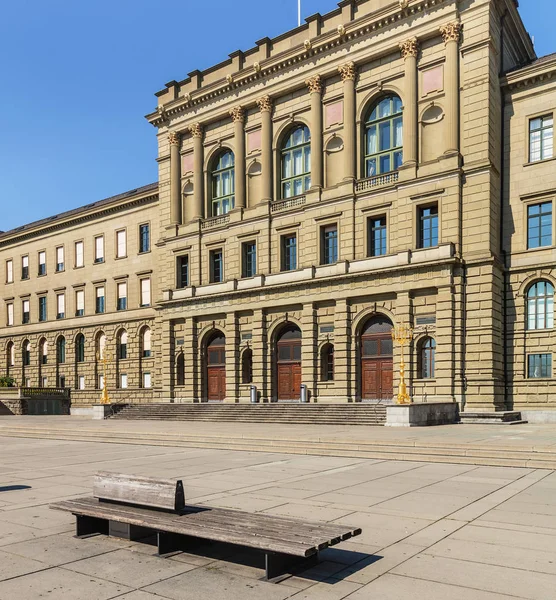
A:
[[440, 21, 462, 45], [306, 75, 323, 94], [338, 62, 357, 82], [399, 37, 419, 60], [229, 106, 245, 123], [256, 95, 273, 113], [188, 123, 203, 138]]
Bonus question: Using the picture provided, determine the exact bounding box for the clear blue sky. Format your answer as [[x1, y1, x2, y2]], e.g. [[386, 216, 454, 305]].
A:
[[0, 0, 552, 231]]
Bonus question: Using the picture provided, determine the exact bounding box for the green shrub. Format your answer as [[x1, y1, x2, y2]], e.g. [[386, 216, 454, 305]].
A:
[[0, 376, 17, 388]]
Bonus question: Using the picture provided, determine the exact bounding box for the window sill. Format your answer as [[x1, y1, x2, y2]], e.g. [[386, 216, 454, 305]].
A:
[[115, 256, 127, 260], [524, 156, 556, 168]]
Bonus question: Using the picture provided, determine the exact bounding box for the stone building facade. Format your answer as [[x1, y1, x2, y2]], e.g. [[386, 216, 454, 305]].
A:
[[1, 0, 555, 418]]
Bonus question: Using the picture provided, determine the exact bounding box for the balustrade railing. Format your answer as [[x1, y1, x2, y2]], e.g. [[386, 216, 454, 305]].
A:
[[201, 214, 230, 229], [355, 171, 399, 193], [271, 195, 306, 212]]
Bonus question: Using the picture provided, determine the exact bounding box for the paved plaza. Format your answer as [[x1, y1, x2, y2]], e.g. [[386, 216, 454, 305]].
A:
[[1, 431, 556, 599]]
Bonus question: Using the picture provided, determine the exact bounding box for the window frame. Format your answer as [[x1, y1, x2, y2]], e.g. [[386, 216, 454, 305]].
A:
[[56, 293, 65, 320], [280, 125, 311, 199], [139, 223, 151, 254], [38, 250, 46, 277], [75, 289, 85, 317], [211, 150, 235, 216], [281, 233, 297, 272], [418, 337, 436, 379], [176, 255, 189, 289], [95, 286, 105, 314], [38, 295, 47, 323], [418, 204, 439, 249], [140, 278, 151, 307], [6, 259, 13, 284], [242, 241, 257, 278], [368, 215, 388, 257], [75, 240, 85, 268], [527, 201, 553, 250], [117, 281, 127, 311], [55, 246, 65, 273], [94, 235, 105, 264], [21, 255, 29, 280], [115, 229, 127, 259], [210, 249, 224, 284], [22, 299, 30, 324], [527, 353, 552, 379], [527, 280, 554, 330], [320, 224, 339, 265], [529, 114, 554, 163]]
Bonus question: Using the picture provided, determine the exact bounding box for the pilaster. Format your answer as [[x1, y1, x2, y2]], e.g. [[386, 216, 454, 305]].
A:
[[168, 132, 182, 224], [301, 303, 318, 401], [230, 107, 246, 209], [399, 38, 419, 166], [189, 123, 204, 220], [440, 22, 462, 155]]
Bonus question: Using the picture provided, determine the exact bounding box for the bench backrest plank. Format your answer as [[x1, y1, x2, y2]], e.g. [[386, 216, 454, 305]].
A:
[[93, 472, 185, 512]]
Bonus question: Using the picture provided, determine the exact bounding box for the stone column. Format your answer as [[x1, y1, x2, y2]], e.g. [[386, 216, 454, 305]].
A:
[[256, 95, 273, 203], [399, 38, 419, 166], [229, 106, 246, 209], [338, 62, 357, 180], [440, 22, 462, 154], [169, 132, 181, 224], [189, 123, 204, 219], [306, 75, 323, 189]]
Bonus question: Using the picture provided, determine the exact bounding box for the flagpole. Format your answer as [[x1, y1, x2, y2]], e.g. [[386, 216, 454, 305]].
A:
[[298, 0, 301, 26]]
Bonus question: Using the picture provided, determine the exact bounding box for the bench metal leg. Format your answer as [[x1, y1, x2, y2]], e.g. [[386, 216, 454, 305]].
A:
[[109, 521, 152, 541], [265, 552, 319, 582], [75, 515, 109, 539]]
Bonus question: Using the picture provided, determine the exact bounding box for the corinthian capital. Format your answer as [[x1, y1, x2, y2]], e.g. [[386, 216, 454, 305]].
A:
[[229, 106, 245, 123], [168, 131, 180, 146], [399, 37, 419, 60], [256, 95, 273, 113], [338, 62, 357, 82], [188, 123, 203, 139], [440, 21, 462, 45], [305, 75, 323, 94]]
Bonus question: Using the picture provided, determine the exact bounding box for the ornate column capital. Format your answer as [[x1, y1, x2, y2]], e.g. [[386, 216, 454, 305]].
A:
[[338, 62, 357, 82], [440, 21, 462, 45], [399, 37, 419, 60], [168, 131, 180, 146], [256, 95, 273, 113], [188, 123, 203, 139], [305, 75, 323, 94], [229, 106, 245, 123]]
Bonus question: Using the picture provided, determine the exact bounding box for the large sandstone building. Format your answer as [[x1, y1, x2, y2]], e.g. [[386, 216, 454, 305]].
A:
[[1, 0, 555, 420]]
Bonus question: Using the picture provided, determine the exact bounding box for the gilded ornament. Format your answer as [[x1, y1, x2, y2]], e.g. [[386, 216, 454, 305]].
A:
[[304, 39, 312, 50], [229, 106, 245, 123], [253, 62, 261, 73], [256, 95, 273, 113], [391, 324, 414, 405], [305, 75, 323, 94], [168, 131, 180, 146], [440, 21, 462, 45], [399, 37, 419, 60], [188, 123, 203, 138], [337, 24, 346, 36], [338, 62, 357, 82]]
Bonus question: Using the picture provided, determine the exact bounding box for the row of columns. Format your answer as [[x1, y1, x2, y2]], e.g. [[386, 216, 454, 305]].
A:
[[168, 22, 462, 225]]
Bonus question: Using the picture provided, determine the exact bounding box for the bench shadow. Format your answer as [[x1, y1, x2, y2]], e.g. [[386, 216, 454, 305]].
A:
[[0, 485, 32, 492]]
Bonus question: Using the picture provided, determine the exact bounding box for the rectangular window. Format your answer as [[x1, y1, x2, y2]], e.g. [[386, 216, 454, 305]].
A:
[[143, 372, 152, 388], [41, 377, 48, 387], [56, 293, 65, 319], [242, 242, 257, 278], [139, 224, 150, 253], [528, 354, 552, 378], [210, 249, 223, 283], [140, 278, 151, 307], [527, 201, 552, 249], [75, 241, 84, 268], [38, 251, 46, 276], [78, 375, 85, 390], [75, 290, 85, 317], [368, 216, 387, 257], [120, 374, 128, 389], [21, 255, 29, 280], [96, 286, 105, 314], [59, 376, 66, 388], [99, 374, 104, 390], [116, 229, 127, 258], [94, 236, 104, 263], [117, 282, 127, 311], [56, 247, 64, 272], [177, 255, 189, 289], [419, 205, 439, 248], [6, 260, 13, 283], [529, 115, 554, 162], [321, 225, 338, 265], [39, 296, 47, 322], [281, 234, 297, 271], [7, 303, 14, 326], [22, 299, 30, 324]]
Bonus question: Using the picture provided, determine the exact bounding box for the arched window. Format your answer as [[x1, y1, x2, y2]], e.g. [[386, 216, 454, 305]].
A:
[[321, 343, 335, 382], [97, 333, 106, 360], [241, 348, 253, 384], [142, 328, 152, 358], [365, 95, 403, 177], [176, 352, 185, 386], [527, 281, 554, 330], [75, 334, 85, 363], [118, 331, 128, 360], [40, 339, 48, 365], [6, 342, 14, 375], [281, 125, 311, 198], [419, 337, 436, 379], [211, 150, 235, 216], [22, 341, 31, 367], [57, 337, 66, 364]]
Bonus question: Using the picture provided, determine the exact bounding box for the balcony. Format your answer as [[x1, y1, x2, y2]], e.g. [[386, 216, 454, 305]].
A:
[[355, 171, 399, 193]]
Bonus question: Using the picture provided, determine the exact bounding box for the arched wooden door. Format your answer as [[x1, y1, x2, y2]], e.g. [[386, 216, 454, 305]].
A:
[[276, 325, 302, 401], [361, 316, 393, 401], [206, 333, 226, 401]]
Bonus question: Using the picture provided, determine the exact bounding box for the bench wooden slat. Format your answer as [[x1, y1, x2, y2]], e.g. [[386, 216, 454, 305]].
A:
[[93, 472, 185, 512], [52, 498, 360, 557]]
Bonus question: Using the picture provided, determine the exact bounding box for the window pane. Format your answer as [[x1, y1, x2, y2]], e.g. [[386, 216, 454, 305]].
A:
[[379, 121, 391, 151], [367, 125, 377, 155]]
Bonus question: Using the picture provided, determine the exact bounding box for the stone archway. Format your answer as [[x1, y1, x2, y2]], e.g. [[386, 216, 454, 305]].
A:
[[360, 315, 394, 401], [275, 323, 302, 401], [205, 332, 226, 401]]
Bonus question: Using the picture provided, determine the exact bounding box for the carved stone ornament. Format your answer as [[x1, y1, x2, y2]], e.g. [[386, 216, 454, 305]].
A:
[[183, 92, 191, 103], [226, 74, 234, 84], [256, 95, 273, 113], [304, 39, 312, 50], [399, 37, 419, 60], [229, 106, 245, 123], [188, 123, 203, 138], [440, 21, 462, 45], [305, 75, 322, 94], [338, 62, 357, 82], [399, 0, 409, 9], [337, 24, 346, 36], [253, 62, 261, 73], [168, 131, 180, 146]]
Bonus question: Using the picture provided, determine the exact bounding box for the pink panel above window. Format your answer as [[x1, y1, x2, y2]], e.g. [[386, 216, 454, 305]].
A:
[[326, 101, 343, 128]]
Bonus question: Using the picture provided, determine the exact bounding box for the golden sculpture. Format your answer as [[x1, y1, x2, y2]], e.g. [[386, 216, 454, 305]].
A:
[[391, 324, 414, 405], [96, 347, 112, 405]]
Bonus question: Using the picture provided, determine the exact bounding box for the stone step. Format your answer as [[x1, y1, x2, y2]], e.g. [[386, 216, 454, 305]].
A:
[[460, 411, 526, 425]]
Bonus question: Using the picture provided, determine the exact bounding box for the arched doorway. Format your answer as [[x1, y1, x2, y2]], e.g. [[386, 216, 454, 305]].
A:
[[206, 332, 226, 401], [360, 315, 393, 401], [276, 324, 302, 401]]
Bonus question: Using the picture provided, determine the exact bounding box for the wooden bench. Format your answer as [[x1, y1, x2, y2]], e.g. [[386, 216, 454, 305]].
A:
[[51, 472, 362, 581]]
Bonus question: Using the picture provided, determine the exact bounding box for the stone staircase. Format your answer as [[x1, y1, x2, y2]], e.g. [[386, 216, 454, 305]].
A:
[[110, 403, 387, 426], [460, 411, 527, 425]]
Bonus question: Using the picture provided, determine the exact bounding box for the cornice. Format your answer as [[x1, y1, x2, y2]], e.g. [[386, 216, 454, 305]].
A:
[[503, 57, 556, 91], [146, 0, 449, 128]]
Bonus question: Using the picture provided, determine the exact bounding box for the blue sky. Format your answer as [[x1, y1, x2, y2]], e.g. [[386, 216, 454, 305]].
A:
[[0, 0, 552, 231]]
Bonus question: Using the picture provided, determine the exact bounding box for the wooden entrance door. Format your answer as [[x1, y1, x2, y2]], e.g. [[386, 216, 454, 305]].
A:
[[207, 334, 226, 401], [361, 317, 393, 401], [276, 326, 302, 401]]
